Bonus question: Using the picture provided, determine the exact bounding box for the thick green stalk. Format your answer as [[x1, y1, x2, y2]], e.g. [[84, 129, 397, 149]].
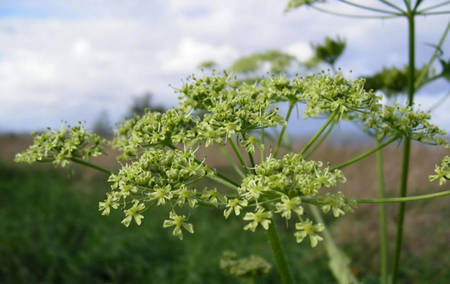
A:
[[331, 136, 397, 171], [274, 102, 295, 158], [392, 13, 415, 284], [301, 112, 337, 156], [266, 220, 294, 284], [70, 157, 112, 175], [375, 142, 388, 284]]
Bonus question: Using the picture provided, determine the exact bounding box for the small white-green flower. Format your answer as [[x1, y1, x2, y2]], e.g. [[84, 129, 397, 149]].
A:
[[163, 211, 194, 240], [243, 208, 273, 232], [148, 186, 173, 206], [201, 188, 224, 207], [275, 195, 303, 220], [121, 201, 145, 227], [294, 219, 324, 247], [175, 187, 198, 208], [224, 198, 248, 219], [429, 156, 449, 185], [98, 193, 119, 216]]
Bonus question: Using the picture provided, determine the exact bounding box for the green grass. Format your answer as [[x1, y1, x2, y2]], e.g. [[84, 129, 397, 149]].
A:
[[2, 161, 447, 283], [0, 161, 334, 283]]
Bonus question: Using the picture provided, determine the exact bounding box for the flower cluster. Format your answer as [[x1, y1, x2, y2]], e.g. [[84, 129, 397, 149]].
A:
[[358, 104, 448, 145], [15, 124, 105, 167], [103, 146, 216, 238], [220, 251, 271, 279], [317, 192, 357, 217], [223, 153, 353, 247], [177, 73, 285, 146], [113, 108, 195, 160], [429, 156, 450, 185], [295, 73, 381, 118], [15, 72, 445, 250], [259, 72, 381, 119], [240, 153, 346, 199]]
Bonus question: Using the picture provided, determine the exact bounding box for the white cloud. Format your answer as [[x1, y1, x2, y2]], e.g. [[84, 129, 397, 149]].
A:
[[284, 41, 312, 62], [72, 38, 91, 57], [0, 0, 448, 133], [414, 93, 450, 131], [158, 37, 238, 73]]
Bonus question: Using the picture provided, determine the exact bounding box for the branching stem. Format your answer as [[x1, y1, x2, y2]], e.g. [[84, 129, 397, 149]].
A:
[[70, 157, 112, 175], [304, 120, 336, 160], [337, 0, 402, 15], [331, 137, 397, 171], [274, 102, 295, 158], [301, 112, 337, 156], [229, 138, 248, 173], [357, 190, 450, 203]]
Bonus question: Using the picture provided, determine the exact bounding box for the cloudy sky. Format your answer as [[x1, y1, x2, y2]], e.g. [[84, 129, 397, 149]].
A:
[[0, 0, 448, 135]]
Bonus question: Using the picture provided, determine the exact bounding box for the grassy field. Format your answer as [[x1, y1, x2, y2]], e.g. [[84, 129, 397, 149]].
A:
[[0, 134, 449, 283]]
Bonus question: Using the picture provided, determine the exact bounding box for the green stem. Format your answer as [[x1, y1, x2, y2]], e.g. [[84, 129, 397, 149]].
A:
[[70, 157, 112, 175], [427, 92, 449, 113], [392, 13, 415, 284], [310, 5, 399, 19], [375, 141, 388, 284], [300, 190, 450, 205], [331, 136, 397, 171], [309, 205, 359, 284], [219, 145, 245, 178], [419, 10, 450, 15], [414, 22, 449, 90], [274, 102, 295, 158], [338, 0, 402, 15], [266, 220, 295, 284], [392, 140, 410, 283], [229, 138, 248, 173], [260, 128, 266, 162], [301, 112, 337, 156], [304, 120, 336, 160], [379, 0, 406, 13], [248, 151, 256, 173], [403, 0, 411, 11], [413, 0, 424, 11], [357, 190, 450, 203], [209, 173, 239, 190], [418, 1, 450, 13]]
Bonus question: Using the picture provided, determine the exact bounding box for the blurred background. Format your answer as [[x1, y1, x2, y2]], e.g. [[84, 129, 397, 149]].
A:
[[0, 0, 449, 283]]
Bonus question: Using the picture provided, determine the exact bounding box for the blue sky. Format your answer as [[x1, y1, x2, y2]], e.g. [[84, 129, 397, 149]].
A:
[[0, 0, 448, 137]]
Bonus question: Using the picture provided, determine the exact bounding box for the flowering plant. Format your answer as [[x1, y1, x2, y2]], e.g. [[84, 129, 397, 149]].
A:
[[15, 1, 450, 283], [16, 71, 449, 283]]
